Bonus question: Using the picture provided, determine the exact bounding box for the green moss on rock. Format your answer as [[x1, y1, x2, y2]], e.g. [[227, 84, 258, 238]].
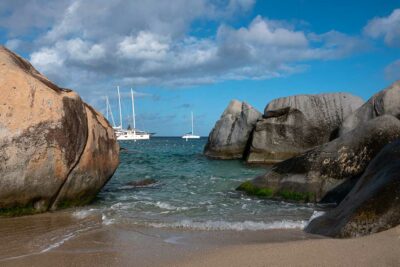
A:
[[237, 181, 315, 202], [0, 204, 39, 217], [237, 181, 274, 197]]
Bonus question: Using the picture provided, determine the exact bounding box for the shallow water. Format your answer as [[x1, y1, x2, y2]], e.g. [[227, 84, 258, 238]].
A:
[[0, 137, 317, 261], [85, 137, 314, 230]]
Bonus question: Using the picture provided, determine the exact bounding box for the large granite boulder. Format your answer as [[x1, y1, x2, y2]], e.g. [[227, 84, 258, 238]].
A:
[[247, 93, 364, 164], [340, 81, 400, 135], [0, 46, 119, 215], [237, 115, 400, 203], [204, 100, 262, 159], [305, 139, 400, 238]]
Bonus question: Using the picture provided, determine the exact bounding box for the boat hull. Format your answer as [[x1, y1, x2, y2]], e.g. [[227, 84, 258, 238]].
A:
[[117, 132, 150, 141], [182, 135, 200, 140]]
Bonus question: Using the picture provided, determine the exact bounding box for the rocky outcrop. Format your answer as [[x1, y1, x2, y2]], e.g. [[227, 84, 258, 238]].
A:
[[340, 81, 400, 135], [247, 93, 364, 164], [204, 100, 262, 159], [237, 115, 400, 203], [50, 105, 119, 210], [305, 140, 400, 237], [0, 46, 119, 215]]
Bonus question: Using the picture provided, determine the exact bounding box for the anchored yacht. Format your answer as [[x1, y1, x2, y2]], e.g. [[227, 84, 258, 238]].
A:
[[182, 112, 200, 140], [106, 87, 150, 141]]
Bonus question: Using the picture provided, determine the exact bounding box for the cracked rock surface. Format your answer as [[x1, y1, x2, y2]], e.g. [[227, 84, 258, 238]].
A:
[[0, 46, 119, 214]]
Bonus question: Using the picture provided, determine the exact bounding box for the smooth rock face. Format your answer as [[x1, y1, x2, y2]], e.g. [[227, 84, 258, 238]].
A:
[[340, 81, 400, 135], [238, 115, 400, 203], [247, 93, 364, 164], [51, 105, 119, 210], [204, 100, 262, 159], [0, 46, 119, 214], [305, 140, 400, 238]]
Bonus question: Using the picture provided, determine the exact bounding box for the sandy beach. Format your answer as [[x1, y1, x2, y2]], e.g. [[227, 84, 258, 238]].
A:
[[173, 226, 400, 267], [0, 211, 399, 267]]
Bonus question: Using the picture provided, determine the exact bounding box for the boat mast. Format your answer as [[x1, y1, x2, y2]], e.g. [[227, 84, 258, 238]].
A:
[[131, 88, 136, 132], [191, 111, 194, 135], [106, 96, 116, 127], [117, 86, 123, 130]]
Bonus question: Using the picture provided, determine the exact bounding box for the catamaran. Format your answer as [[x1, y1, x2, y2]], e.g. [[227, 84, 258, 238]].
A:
[[106, 86, 150, 141], [182, 112, 200, 140]]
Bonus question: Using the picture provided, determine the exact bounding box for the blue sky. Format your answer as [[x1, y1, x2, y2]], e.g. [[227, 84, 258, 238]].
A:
[[1, 0, 399, 136]]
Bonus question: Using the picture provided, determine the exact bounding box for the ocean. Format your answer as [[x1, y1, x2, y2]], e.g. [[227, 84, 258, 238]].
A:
[[88, 137, 314, 230]]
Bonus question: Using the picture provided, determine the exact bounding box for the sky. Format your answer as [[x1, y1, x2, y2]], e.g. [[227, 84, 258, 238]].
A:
[[1, 0, 399, 136]]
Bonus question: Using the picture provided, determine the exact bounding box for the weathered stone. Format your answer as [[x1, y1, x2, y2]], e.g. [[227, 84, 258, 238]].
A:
[[51, 104, 119, 209], [247, 93, 364, 164], [340, 81, 400, 135], [305, 139, 400, 238], [238, 115, 400, 203], [0, 46, 119, 215], [204, 100, 262, 159]]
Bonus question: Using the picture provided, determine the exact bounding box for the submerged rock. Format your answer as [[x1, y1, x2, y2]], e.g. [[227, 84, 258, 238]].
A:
[[204, 100, 262, 159], [340, 81, 400, 135], [238, 115, 400, 203], [305, 140, 400, 237], [126, 178, 158, 188], [247, 93, 364, 164], [0, 46, 119, 215]]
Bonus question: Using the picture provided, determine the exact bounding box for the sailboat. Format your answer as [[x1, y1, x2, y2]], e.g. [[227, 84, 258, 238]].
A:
[[111, 86, 150, 141], [182, 112, 200, 140]]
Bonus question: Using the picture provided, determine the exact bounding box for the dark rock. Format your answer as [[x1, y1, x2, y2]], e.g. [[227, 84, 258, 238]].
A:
[[247, 93, 364, 164], [238, 115, 400, 203], [340, 81, 400, 135], [305, 139, 400, 237], [204, 100, 262, 159], [126, 178, 158, 187]]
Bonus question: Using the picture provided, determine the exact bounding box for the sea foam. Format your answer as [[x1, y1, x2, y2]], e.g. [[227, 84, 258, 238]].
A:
[[149, 219, 307, 231]]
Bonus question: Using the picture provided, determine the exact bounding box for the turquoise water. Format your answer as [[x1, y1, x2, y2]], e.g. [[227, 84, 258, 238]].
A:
[[86, 137, 314, 230]]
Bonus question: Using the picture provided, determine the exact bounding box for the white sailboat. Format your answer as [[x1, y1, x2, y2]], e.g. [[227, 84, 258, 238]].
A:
[[113, 86, 150, 141], [182, 112, 200, 140]]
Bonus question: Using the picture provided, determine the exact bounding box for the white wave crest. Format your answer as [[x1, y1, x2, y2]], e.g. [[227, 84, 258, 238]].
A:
[[102, 214, 115, 225], [148, 219, 307, 231], [153, 201, 190, 211], [307, 210, 325, 224], [72, 209, 98, 219]]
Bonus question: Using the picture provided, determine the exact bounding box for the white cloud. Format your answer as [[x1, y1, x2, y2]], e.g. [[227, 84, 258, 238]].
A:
[[218, 16, 308, 48], [0, 1, 366, 95], [30, 47, 64, 73], [4, 39, 21, 50], [364, 9, 400, 47], [385, 59, 400, 81], [118, 32, 170, 60]]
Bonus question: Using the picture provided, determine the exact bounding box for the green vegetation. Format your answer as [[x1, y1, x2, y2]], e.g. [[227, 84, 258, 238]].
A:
[[237, 181, 274, 197], [0, 203, 39, 217], [237, 181, 315, 202]]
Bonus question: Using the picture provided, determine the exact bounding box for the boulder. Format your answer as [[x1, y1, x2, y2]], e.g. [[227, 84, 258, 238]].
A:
[[237, 115, 400, 203], [340, 81, 400, 135], [51, 105, 119, 209], [204, 100, 262, 159], [305, 139, 400, 238], [247, 93, 364, 164], [0, 46, 119, 215]]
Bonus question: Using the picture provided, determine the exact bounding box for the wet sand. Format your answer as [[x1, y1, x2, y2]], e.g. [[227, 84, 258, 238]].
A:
[[0, 211, 399, 266]]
